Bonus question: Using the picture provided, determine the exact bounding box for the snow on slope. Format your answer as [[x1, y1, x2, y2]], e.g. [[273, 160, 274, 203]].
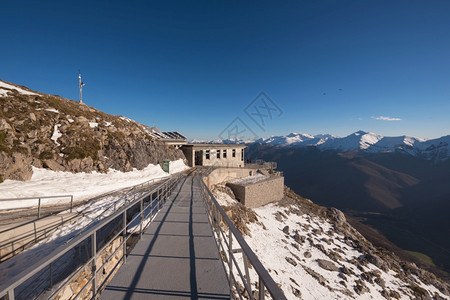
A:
[[255, 132, 316, 146], [213, 190, 449, 300], [0, 80, 38, 96], [319, 131, 383, 151], [0, 159, 189, 210]]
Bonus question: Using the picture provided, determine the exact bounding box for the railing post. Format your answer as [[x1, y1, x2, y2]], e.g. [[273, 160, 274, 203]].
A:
[[49, 262, 53, 289], [157, 188, 160, 209], [228, 228, 233, 296], [70, 195, 73, 213], [150, 193, 153, 219], [38, 198, 41, 218], [259, 276, 265, 300], [34, 222, 38, 243], [122, 210, 127, 264], [140, 198, 143, 239], [243, 253, 251, 295], [91, 232, 97, 298], [7, 289, 15, 300]]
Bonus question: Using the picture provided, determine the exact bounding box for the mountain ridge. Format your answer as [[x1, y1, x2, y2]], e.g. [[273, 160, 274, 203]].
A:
[[0, 79, 185, 182]]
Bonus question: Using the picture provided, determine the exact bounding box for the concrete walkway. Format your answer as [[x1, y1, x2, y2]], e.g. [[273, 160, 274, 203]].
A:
[[100, 176, 230, 299]]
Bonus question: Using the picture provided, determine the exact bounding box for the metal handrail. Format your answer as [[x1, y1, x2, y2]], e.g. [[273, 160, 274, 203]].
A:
[[0, 195, 74, 217], [0, 176, 170, 264], [0, 174, 184, 300], [198, 177, 286, 300]]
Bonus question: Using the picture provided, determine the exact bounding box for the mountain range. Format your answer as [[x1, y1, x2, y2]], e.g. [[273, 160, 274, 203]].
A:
[[194, 131, 450, 163]]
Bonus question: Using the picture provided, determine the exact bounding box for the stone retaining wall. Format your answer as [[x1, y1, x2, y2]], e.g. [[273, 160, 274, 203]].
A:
[[54, 236, 124, 300], [227, 176, 284, 208]]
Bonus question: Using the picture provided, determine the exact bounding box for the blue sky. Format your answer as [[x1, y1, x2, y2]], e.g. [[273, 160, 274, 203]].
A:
[[1, 1, 449, 140]]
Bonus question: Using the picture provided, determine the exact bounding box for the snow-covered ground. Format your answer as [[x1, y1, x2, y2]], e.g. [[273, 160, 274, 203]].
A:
[[231, 173, 269, 185], [0, 80, 38, 97], [214, 191, 449, 300], [0, 159, 189, 210]]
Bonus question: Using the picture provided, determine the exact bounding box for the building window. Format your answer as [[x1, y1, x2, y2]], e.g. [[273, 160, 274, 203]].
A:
[[223, 149, 227, 158], [241, 149, 244, 161], [217, 149, 220, 159], [232, 149, 236, 157], [205, 150, 210, 160]]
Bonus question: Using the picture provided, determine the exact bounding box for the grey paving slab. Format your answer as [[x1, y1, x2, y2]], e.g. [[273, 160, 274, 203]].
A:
[[100, 176, 230, 299]]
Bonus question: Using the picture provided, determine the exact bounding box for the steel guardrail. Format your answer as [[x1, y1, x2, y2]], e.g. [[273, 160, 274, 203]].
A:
[[0, 195, 74, 218], [198, 177, 287, 300], [0, 173, 184, 300], [0, 176, 170, 264]]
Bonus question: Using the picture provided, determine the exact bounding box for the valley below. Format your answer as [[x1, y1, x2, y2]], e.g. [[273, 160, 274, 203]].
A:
[[246, 144, 450, 280]]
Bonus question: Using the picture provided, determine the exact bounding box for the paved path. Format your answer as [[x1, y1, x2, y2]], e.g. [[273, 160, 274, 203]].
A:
[[100, 176, 230, 299]]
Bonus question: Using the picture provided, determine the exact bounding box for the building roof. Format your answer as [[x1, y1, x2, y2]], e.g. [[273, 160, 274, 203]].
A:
[[145, 126, 187, 141], [183, 143, 247, 148]]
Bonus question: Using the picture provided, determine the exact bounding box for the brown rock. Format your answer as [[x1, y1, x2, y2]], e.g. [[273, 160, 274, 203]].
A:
[[0, 118, 12, 131], [0, 152, 32, 181], [285, 257, 297, 266], [43, 159, 65, 172], [317, 259, 339, 272]]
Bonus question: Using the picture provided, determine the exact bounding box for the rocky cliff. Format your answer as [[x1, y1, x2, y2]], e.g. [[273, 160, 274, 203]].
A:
[[213, 184, 450, 299], [0, 79, 185, 182]]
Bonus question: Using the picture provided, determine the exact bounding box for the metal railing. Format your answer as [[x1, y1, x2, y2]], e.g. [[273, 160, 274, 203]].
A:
[[199, 177, 287, 300], [0, 176, 170, 264], [0, 174, 183, 300], [0, 195, 74, 218], [0, 175, 168, 221], [0, 214, 79, 263]]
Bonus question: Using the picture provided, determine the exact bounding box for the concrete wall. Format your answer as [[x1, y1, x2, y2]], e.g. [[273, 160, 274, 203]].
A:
[[201, 148, 244, 168], [181, 146, 245, 168], [227, 176, 284, 208], [181, 147, 195, 167]]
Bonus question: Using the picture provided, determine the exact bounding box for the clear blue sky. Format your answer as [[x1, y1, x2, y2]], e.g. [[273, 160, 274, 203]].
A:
[[1, 1, 449, 140]]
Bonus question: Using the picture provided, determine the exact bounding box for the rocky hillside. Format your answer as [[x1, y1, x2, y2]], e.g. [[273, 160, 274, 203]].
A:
[[0, 79, 185, 182], [213, 184, 450, 299]]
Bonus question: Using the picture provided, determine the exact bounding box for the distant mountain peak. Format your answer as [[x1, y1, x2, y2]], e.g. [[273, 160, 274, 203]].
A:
[[354, 130, 367, 135]]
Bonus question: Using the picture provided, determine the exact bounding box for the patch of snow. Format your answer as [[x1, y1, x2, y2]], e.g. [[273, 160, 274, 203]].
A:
[[232, 173, 269, 185], [89, 122, 98, 128], [45, 108, 59, 113], [119, 116, 132, 123], [0, 80, 38, 96], [0, 159, 189, 210], [104, 121, 112, 126], [68, 118, 74, 123], [51, 124, 62, 146], [169, 159, 190, 174]]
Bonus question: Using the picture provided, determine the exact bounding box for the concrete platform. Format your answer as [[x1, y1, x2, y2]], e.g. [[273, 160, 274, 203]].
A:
[[100, 176, 230, 299]]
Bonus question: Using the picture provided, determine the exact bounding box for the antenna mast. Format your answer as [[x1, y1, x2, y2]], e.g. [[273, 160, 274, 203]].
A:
[[78, 70, 85, 104]]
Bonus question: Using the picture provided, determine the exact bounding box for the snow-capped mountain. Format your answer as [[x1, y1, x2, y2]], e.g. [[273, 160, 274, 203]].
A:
[[254, 131, 450, 162]]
